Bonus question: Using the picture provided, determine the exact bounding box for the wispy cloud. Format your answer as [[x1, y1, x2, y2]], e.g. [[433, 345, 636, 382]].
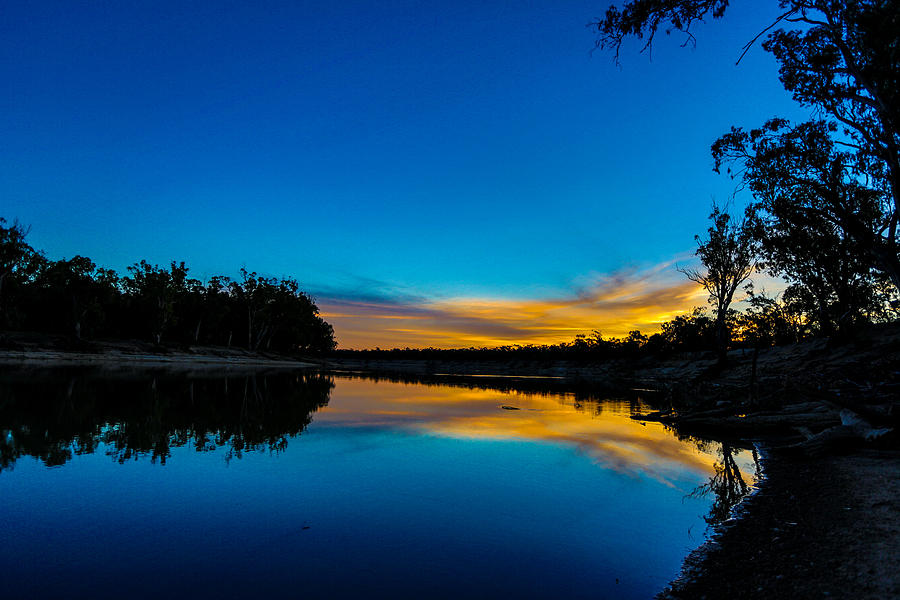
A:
[[316, 258, 717, 349]]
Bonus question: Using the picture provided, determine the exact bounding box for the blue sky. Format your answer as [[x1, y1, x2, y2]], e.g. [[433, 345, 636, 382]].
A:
[[1, 1, 809, 347]]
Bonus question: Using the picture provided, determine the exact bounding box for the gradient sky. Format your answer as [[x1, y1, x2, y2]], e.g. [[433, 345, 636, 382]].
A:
[[1, 1, 808, 348]]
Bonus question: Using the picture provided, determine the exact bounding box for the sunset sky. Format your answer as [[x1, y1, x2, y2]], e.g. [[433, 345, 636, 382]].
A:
[[2, 1, 807, 348]]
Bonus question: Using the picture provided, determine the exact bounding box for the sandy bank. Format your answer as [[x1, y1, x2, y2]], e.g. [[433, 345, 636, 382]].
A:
[[0, 333, 318, 370], [0, 349, 316, 369]]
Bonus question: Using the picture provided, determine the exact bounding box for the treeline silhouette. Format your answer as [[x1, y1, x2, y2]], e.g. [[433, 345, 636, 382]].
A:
[[331, 300, 896, 362], [0, 367, 334, 471], [0, 218, 335, 353]]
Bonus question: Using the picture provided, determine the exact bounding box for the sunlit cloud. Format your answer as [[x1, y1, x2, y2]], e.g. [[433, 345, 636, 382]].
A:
[[316, 258, 716, 349]]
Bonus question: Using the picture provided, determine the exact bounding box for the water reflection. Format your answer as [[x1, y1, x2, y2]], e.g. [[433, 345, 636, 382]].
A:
[[0, 367, 333, 471], [688, 443, 762, 525], [0, 367, 759, 517], [317, 374, 745, 487], [0, 368, 761, 599]]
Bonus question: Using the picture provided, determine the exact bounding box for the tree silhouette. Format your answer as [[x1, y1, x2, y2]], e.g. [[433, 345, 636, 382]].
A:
[[714, 118, 899, 294], [595, 1, 900, 292], [33, 256, 120, 339], [123, 260, 189, 345], [0, 218, 42, 328], [680, 204, 757, 364]]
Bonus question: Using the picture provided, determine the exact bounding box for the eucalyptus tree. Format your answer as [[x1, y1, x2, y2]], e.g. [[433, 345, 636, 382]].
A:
[[715, 118, 899, 297], [680, 205, 757, 363], [0, 218, 43, 327], [35, 256, 120, 339], [595, 0, 900, 290], [231, 270, 336, 352], [123, 260, 189, 344]]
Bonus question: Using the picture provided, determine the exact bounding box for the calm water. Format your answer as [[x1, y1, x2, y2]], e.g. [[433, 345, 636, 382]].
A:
[[0, 368, 757, 599]]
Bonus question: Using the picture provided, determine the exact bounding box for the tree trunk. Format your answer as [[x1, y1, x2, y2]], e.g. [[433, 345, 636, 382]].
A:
[[748, 345, 759, 405], [715, 315, 728, 365], [247, 306, 252, 350]]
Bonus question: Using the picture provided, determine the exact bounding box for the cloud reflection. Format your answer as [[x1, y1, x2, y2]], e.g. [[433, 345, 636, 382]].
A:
[[317, 377, 728, 487]]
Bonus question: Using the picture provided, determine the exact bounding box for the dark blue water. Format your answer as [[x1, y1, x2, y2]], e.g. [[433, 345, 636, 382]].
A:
[[0, 369, 756, 599]]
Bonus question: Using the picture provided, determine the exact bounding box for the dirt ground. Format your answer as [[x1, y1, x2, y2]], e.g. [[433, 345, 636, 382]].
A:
[[660, 448, 900, 599]]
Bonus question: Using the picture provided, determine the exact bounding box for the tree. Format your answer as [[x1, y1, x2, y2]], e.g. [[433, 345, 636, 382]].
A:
[[230, 268, 272, 351], [34, 257, 120, 339], [192, 275, 233, 346], [0, 218, 43, 327], [714, 118, 899, 293], [123, 261, 189, 344], [595, 1, 900, 289], [680, 204, 757, 363], [761, 1, 900, 242], [736, 285, 807, 346], [689, 442, 758, 526], [230, 270, 336, 353], [660, 306, 716, 351], [594, 0, 730, 62]]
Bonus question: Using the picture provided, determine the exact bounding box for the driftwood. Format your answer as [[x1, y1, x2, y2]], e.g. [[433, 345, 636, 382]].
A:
[[632, 398, 848, 438], [675, 411, 842, 437], [779, 409, 894, 457]]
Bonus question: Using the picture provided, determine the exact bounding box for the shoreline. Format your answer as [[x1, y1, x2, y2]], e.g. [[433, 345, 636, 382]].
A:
[[660, 443, 771, 596], [659, 445, 900, 599], [0, 349, 317, 370]]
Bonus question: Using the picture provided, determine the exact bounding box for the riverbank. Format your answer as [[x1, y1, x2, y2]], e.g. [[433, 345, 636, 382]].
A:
[[660, 447, 900, 599], [0, 332, 317, 370]]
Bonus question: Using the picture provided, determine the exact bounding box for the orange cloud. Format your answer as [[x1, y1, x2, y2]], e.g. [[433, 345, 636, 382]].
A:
[[318, 260, 712, 349]]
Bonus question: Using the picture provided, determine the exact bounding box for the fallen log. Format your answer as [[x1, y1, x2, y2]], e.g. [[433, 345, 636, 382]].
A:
[[777, 409, 894, 457]]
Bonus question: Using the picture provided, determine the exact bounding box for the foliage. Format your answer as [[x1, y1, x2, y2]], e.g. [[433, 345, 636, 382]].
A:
[[596, 0, 900, 282], [593, 0, 730, 60], [0, 219, 335, 354], [660, 307, 716, 351], [714, 118, 898, 293], [595, 0, 900, 342], [735, 285, 808, 345], [680, 204, 757, 362], [123, 260, 189, 345], [0, 218, 44, 328], [31, 256, 120, 339]]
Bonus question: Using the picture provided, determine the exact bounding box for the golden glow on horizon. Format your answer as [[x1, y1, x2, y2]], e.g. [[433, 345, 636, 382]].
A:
[[316, 378, 730, 485], [319, 262, 712, 349]]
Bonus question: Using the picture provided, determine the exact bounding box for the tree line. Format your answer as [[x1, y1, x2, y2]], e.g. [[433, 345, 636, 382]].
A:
[[0, 219, 336, 353]]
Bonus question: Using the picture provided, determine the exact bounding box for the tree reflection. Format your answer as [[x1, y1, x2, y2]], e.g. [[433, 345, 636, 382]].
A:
[[689, 443, 761, 526], [0, 367, 333, 472]]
